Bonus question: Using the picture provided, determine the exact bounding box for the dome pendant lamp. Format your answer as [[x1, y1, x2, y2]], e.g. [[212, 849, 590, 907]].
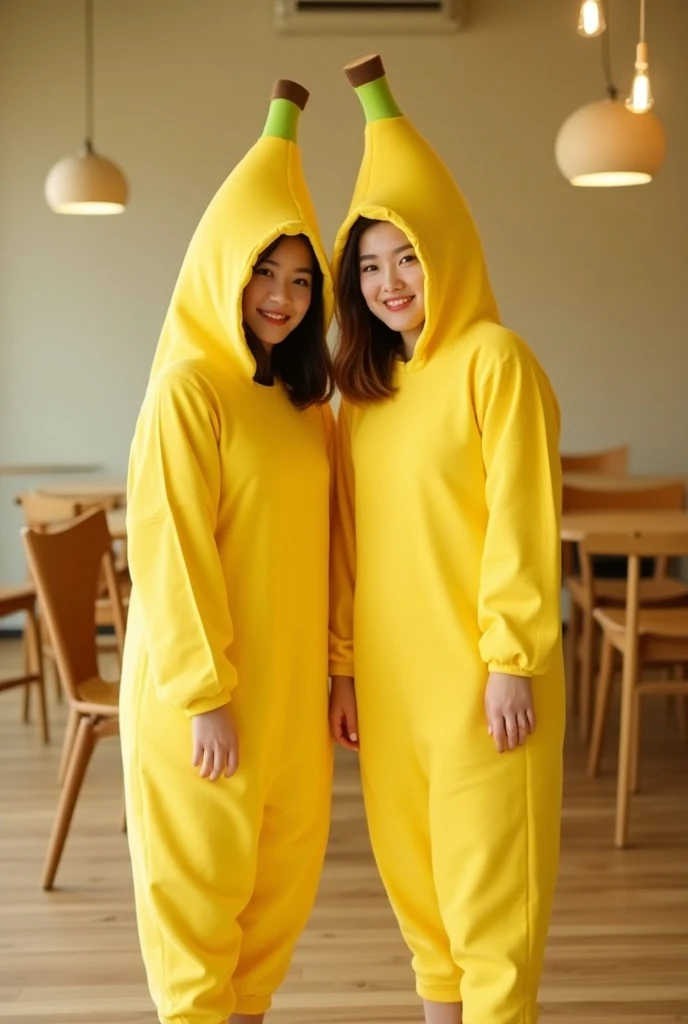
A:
[[45, 0, 128, 215]]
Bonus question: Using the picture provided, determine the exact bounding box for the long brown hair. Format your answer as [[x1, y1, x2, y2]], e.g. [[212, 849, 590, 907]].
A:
[[244, 234, 334, 409], [333, 217, 405, 404]]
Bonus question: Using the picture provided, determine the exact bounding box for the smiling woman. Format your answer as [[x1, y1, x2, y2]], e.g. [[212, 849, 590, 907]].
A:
[[335, 215, 423, 402], [242, 233, 322, 388], [357, 220, 426, 361], [119, 78, 336, 1024]]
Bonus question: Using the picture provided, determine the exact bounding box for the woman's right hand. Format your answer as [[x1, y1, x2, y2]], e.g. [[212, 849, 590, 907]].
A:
[[191, 703, 240, 781], [329, 676, 359, 751]]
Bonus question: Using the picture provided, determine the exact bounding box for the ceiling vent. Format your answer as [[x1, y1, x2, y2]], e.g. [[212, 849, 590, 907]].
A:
[[274, 0, 465, 35]]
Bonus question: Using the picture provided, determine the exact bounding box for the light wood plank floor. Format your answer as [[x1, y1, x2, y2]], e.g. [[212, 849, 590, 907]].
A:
[[1, 640, 687, 1023]]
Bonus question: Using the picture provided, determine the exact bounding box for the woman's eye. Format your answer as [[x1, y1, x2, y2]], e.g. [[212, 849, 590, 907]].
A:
[[361, 264, 377, 274], [294, 277, 311, 288], [400, 254, 417, 265], [255, 266, 272, 277]]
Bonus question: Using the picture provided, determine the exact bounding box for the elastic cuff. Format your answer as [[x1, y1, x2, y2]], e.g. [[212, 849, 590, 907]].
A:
[[416, 980, 463, 1003], [487, 662, 531, 678], [184, 689, 233, 718], [234, 992, 273, 1015], [329, 662, 355, 678]]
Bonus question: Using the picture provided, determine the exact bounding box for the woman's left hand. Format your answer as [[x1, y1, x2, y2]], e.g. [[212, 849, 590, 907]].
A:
[[484, 672, 536, 753]]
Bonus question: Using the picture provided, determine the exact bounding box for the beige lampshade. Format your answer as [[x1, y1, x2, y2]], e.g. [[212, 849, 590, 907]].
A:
[[45, 145, 128, 214], [555, 98, 667, 187]]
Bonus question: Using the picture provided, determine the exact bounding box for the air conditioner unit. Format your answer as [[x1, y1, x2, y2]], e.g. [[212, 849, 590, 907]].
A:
[[274, 0, 466, 36]]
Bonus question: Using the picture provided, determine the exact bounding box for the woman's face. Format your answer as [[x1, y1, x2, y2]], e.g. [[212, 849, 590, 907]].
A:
[[357, 221, 425, 344], [242, 235, 314, 347]]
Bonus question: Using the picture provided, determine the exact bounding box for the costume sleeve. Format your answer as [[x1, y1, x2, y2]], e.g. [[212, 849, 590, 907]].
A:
[[126, 373, 237, 715], [329, 400, 356, 678], [476, 352, 562, 677]]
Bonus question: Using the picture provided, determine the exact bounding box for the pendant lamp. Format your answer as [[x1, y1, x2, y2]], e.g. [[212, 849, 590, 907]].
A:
[[45, 0, 128, 215], [556, 0, 666, 187]]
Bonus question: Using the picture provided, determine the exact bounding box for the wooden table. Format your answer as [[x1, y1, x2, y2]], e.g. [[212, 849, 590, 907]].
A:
[[563, 472, 688, 492], [109, 510, 688, 544], [40, 481, 127, 507], [562, 510, 688, 543], [0, 464, 104, 476]]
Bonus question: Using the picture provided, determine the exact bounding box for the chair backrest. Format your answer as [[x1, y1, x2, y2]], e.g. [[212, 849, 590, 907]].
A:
[[562, 482, 686, 513], [579, 530, 688, 642], [21, 510, 125, 702], [17, 491, 116, 531], [561, 445, 629, 475], [580, 531, 688, 560]]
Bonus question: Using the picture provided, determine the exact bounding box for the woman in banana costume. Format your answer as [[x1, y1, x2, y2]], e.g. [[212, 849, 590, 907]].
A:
[[120, 80, 334, 1024], [329, 55, 565, 1024]]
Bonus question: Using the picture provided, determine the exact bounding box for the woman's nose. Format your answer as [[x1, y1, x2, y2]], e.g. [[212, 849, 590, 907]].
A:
[[268, 280, 289, 304], [381, 265, 401, 292]]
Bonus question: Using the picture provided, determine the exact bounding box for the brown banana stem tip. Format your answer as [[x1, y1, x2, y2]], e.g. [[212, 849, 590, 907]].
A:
[[271, 79, 309, 110], [344, 54, 385, 88]]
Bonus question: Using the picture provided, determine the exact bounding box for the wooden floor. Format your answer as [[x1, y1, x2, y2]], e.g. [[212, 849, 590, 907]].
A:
[[1, 639, 687, 1023]]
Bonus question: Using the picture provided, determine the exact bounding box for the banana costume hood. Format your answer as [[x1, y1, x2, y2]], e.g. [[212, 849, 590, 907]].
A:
[[333, 54, 500, 366], [151, 78, 333, 382], [330, 55, 564, 1022], [120, 81, 333, 1024]]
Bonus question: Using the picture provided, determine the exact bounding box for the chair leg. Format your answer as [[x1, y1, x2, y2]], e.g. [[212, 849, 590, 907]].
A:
[[120, 793, 127, 834], [579, 609, 595, 743], [615, 641, 639, 849], [58, 708, 80, 786], [673, 666, 687, 741], [22, 682, 31, 723], [566, 599, 581, 716], [21, 629, 31, 722], [42, 716, 96, 890], [50, 657, 63, 703], [630, 691, 642, 795], [587, 636, 615, 779], [25, 608, 48, 743]]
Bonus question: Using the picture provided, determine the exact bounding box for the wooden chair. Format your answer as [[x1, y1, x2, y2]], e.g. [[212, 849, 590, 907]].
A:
[[560, 446, 630, 589], [17, 491, 130, 705], [561, 445, 629, 475], [22, 509, 126, 889], [563, 482, 688, 742], [0, 586, 48, 742], [581, 531, 688, 848]]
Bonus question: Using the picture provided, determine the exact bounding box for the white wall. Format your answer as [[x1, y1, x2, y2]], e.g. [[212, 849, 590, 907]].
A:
[[1, 0, 687, 588]]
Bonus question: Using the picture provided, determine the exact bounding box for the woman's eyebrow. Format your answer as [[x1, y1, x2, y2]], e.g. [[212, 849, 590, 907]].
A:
[[359, 243, 414, 261], [261, 258, 313, 274]]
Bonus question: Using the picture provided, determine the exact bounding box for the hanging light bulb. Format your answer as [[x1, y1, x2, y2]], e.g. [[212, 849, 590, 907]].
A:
[[45, 0, 128, 215], [578, 0, 606, 38], [626, 2, 654, 113], [627, 42, 654, 112]]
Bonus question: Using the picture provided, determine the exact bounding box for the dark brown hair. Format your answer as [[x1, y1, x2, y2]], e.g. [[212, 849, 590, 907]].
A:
[[244, 234, 334, 409], [333, 216, 404, 404]]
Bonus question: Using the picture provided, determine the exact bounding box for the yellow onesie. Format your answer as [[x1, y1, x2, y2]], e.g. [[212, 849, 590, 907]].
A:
[[119, 81, 334, 1024], [330, 56, 565, 1022]]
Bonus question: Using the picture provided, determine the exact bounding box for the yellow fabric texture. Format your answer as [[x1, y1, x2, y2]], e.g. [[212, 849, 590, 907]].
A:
[[330, 68, 565, 1021], [119, 91, 334, 1024]]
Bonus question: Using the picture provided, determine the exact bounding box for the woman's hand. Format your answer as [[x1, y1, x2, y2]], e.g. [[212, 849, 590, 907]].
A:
[[191, 703, 240, 781], [484, 672, 536, 753], [329, 676, 359, 751]]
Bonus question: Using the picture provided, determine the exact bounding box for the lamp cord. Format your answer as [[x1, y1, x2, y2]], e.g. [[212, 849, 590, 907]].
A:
[[85, 0, 94, 149], [601, 0, 618, 99]]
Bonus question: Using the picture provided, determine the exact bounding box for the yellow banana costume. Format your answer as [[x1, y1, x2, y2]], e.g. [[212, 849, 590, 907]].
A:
[[119, 81, 334, 1024], [330, 56, 565, 1022]]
